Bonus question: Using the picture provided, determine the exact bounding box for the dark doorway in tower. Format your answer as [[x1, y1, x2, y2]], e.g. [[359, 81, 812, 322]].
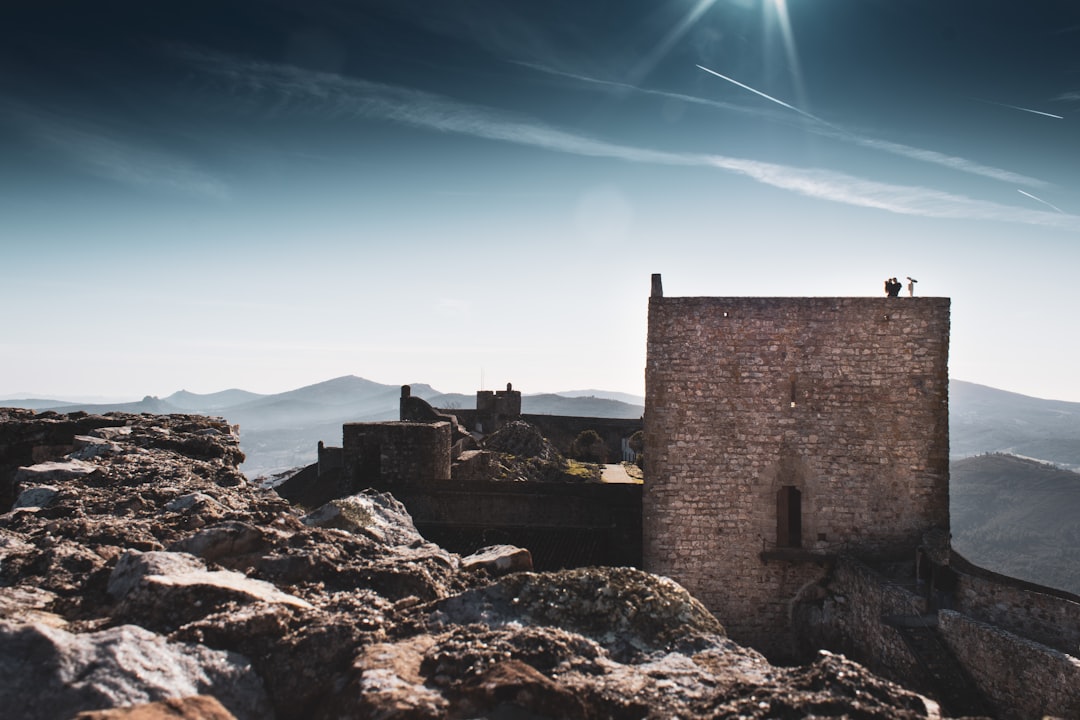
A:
[[777, 486, 802, 548]]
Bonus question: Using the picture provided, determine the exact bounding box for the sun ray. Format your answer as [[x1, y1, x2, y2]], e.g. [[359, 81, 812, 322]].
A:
[[768, 0, 809, 110], [627, 0, 720, 85]]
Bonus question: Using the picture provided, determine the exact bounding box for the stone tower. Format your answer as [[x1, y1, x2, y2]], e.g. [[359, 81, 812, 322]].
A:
[[643, 275, 950, 658]]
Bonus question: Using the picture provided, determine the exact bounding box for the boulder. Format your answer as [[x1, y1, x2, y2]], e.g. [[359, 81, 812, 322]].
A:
[[12, 484, 59, 509], [169, 521, 269, 562], [108, 550, 311, 632], [430, 566, 725, 660], [0, 621, 270, 720], [460, 545, 533, 576], [301, 491, 427, 547], [14, 458, 98, 485]]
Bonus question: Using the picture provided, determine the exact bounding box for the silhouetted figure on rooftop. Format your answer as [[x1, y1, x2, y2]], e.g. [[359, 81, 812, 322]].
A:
[[885, 277, 902, 297]]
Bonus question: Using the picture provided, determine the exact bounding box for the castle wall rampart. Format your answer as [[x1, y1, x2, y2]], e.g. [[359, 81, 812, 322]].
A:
[[360, 478, 642, 569], [794, 556, 931, 696], [951, 551, 1080, 656], [938, 609, 1080, 719], [645, 295, 950, 656]]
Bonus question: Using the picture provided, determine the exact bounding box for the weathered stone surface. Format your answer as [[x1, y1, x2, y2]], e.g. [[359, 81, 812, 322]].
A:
[[645, 296, 951, 658], [430, 566, 725, 661], [460, 544, 533, 576], [0, 621, 270, 720], [109, 549, 311, 633], [168, 521, 270, 562], [484, 420, 562, 463], [14, 458, 98, 487], [12, 484, 59, 509], [301, 491, 428, 547], [72, 695, 237, 720], [70, 434, 124, 460], [0, 409, 952, 719]]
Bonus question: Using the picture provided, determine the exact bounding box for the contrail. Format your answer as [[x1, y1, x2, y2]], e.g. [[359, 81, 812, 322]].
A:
[[971, 97, 1063, 119], [1017, 189, 1065, 213], [696, 64, 830, 127]]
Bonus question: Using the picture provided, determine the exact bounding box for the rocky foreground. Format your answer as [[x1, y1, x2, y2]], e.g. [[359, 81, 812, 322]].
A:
[[0, 410, 944, 719]]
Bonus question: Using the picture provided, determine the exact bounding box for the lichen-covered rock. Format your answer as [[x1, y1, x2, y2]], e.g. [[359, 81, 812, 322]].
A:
[[0, 621, 270, 720], [108, 549, 311, 633], [430, 566, 725, 660], [301, 491, 428, 547], [483, 421, 562, 463]]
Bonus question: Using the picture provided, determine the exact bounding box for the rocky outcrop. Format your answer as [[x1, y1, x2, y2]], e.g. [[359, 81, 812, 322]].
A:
[[458, 420, 601, 483], [0, 409, 950, 718]]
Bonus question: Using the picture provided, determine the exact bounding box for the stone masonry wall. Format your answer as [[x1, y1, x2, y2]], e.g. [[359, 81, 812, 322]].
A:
[[938, 609, 1080, 719], [342, 421, 451, 489], [644, 296, 950, 657], [795, 557, 929, 695], [951, 552, 1080, 656]]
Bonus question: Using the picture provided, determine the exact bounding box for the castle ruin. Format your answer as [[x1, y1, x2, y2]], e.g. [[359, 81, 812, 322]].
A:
[[643, 274, 951, 657]]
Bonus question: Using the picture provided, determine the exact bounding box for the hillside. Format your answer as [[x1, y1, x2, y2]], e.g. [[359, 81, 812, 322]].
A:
[[951, 453, 1080, 596], [950, 380, 1080, 470]]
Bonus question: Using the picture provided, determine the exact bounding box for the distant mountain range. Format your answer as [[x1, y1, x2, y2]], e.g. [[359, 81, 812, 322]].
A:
[[6, 377, 1077, 475], [0, 377, 646, 477], [950, 381, 1080, 470], [5, 375, 1080, 596]]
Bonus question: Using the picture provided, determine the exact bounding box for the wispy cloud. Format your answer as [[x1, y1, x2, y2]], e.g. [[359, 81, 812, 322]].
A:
[[185, 50, 1079, 231], [525, 61, 1050, 190], [0, 99, 229, 200], [843, 137, 1048, 188]]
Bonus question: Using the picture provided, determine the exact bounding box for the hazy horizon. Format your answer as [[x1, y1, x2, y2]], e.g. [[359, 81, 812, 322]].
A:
[[5, 375, 1080, 409], [4, 1, 1080, 401]]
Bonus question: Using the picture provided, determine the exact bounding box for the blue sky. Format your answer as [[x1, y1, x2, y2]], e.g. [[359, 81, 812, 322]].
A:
[[3, 0, 1080, 401]]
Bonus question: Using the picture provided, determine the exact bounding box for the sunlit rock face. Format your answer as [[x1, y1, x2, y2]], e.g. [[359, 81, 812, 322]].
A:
[[0, 409, 941, 719]]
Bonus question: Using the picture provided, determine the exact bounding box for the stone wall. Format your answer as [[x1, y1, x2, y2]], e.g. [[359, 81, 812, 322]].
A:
[[951, 551, 1080, 656], [795, 557, 930, 693], [342, 421, 451, 490], [361, 478, 642, 570], [938, 609, 1080, 719], [644, 293, 950, 657]]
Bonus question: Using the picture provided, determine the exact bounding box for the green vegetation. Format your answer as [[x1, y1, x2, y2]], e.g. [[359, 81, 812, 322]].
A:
[[570, 429, 607, 463]]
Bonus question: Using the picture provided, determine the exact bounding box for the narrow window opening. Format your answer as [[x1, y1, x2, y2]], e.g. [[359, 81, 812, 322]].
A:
[[777, 486, 802, 548], [789, 374, 797, 408]]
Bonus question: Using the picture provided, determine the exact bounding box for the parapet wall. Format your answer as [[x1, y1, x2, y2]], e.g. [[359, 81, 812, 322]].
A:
[[951, 551, 1080, 656], [938, 609, 1080, 719], [360, 478, 642, 570], [645, 295, 950, 656]]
